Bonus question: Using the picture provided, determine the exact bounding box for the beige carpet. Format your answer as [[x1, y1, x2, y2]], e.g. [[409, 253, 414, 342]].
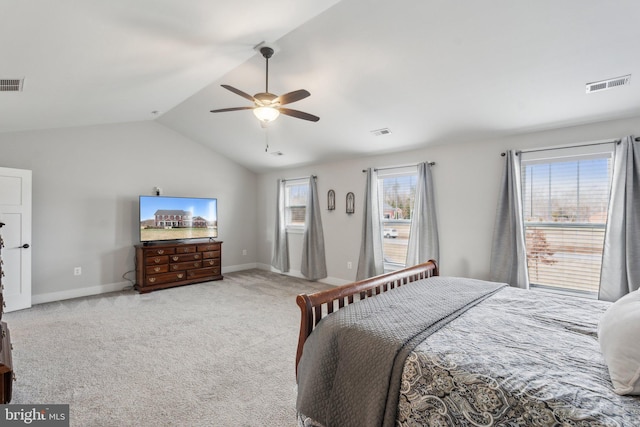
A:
[[4, 269, 333, 427]]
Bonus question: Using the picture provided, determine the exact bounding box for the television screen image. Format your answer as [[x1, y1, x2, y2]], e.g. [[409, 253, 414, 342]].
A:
[[139, 196, 218, 243]]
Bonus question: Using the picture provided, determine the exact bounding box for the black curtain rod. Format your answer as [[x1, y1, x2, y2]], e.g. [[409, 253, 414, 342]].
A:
[[500, 137, 639, 156], [281, 175, 316, 182], [361, 161, 435, 173]]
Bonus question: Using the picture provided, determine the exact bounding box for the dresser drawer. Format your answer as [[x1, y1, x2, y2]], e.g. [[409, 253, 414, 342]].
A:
[[146, 271, 187, 286], [145, 247, 175, 256], [187, 267, 220, 279], [201, 250, 221, 259], [175, 245, 197, 254], [170, 261, 202, 271], [202, 258, 220, 267], [145, 255, 169, 266], [197, 243, 220, 252], [169, 253, 201, 263], [145, 264, 169, 275]]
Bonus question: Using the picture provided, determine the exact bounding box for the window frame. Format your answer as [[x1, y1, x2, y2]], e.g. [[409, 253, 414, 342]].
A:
[[376, 167, 418, 272], [284, 179, 309, 233], [520, 142, 614, 297]]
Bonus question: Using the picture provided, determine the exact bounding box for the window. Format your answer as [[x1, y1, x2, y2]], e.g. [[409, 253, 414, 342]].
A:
[[520, 144, 614, 295], [377, 168, 417, 270], [284, 179, 309, 228]]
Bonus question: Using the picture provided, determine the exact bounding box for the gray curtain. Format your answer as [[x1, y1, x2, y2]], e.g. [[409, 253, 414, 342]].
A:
[[271, 179, 289, 272], [406, 162, 439, 266], [356, 168, 384, 280], [599, 135, 640, 302], [489, 150, 530, 288], [301, 177, 327, 280]]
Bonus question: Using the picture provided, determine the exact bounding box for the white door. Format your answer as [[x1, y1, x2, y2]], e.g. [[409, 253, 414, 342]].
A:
[[0, 167, 32, 312]]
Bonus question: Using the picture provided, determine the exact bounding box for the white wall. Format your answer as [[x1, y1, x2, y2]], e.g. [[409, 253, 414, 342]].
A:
[[0, 121, 258, 303], [1, 114, 637, 303], [256, 115, 640, 283]]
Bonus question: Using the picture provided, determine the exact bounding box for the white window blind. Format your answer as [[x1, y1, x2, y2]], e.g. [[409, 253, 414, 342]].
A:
[[284, 179, 308, 228], [520, 143, 614, 294], [377, 167, 417, 270]]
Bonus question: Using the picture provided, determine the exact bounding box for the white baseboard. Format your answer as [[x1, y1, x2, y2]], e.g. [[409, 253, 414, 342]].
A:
[[222, 263, 258, 274], [32, 281, 133, 305], [256, 263, 350, 287], [31, 263, 347, 305]]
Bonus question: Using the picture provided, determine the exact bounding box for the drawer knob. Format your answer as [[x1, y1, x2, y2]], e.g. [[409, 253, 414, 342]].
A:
[[177, 274, 184, 279], [194, 262, 199, 267], [172, 256, 179, 261], [194, 254, 201, 259], [154, 267, 161, 272], [157, 249, 164, 254], [154, 257, 161, 263], [149, 277, 156, 283]]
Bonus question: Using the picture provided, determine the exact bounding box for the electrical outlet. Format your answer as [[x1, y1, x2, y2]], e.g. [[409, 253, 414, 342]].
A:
[[347, 261, 352, 270], [242, 249, 247, 256], [74, 267, 82, 276]]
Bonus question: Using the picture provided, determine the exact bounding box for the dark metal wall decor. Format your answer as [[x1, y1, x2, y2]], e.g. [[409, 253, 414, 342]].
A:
[[327, 189, 335, 211], [346, 192, 355, 214]]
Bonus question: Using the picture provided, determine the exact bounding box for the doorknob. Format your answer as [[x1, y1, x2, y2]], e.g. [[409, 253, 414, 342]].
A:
[[21, 244, 30, 249]]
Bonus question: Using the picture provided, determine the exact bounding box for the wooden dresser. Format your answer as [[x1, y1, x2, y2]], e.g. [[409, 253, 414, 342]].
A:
[[135, 241, 223, 293], [0, 222, 13, 403]]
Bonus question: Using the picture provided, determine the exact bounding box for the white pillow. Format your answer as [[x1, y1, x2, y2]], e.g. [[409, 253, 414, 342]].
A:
[[598, 290, 640, 395]]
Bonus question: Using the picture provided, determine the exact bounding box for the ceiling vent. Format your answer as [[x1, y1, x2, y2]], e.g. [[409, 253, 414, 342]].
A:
[[371, 128, 392, 136], [586, 75, 630, 93], [0, 78, 24, 92]]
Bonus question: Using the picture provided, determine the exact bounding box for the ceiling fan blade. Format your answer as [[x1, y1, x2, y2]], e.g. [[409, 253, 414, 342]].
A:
[[210, 106, 254, 113], [221, 85, 256, 103], [276, 89, 310, 106], [278, 108, 320, 122]]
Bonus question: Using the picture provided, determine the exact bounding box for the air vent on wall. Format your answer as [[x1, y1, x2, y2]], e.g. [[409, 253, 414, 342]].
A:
[[371, 128, 392, 136], [0, 79, 24, 92], [586, 75, 630, 93]]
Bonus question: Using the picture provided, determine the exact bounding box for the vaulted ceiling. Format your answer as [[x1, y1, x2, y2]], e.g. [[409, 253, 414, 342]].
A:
[[2, 0, 640, 172]]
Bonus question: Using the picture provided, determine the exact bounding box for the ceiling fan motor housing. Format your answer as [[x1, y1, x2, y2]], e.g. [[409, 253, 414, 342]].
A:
[[260, 46, 274, 59], [254, 92, 278, 106]]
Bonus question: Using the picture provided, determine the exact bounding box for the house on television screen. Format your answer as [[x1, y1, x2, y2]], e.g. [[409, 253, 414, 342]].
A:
[[192, 216, 208, 228], [154, 209, 193, 227]]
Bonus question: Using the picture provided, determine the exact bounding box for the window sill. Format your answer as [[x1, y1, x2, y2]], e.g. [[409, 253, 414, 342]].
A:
[[286, 226, 304, 235], [530, 284, 598, 299]]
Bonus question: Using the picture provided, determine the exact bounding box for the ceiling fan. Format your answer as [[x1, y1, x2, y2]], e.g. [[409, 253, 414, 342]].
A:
[[210, 45, 319, 124]]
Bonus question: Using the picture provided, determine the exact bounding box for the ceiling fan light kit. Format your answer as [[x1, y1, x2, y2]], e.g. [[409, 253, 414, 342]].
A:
[[210, 43, 319, 124], [253, 106, 280, 122]]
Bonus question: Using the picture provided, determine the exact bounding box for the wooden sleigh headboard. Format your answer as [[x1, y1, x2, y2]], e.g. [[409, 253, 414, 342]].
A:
[[295, 260, 439, 375]]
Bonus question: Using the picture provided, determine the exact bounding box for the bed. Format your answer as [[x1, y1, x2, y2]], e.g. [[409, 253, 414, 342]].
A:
[[295, 260, 640, 427]]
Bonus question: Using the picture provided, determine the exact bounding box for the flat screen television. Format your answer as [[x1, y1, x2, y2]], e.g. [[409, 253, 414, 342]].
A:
[[139, 196, 218, 243]]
